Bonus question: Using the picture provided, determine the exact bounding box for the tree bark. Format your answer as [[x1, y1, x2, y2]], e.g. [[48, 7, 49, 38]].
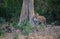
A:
[[28, 0, 35, 25], [18, 0, 35, 26]]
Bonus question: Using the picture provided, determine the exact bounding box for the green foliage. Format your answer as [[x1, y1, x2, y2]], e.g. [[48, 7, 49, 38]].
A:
[[51, 22, 55, 26], [18, 19, 29, 31], [12, 22, 18, 29], [0, 0, 22, 22], [0, 18, 5, 36], [0, 17, 6, 24], [22, 23, 32, 35], [34, 0, 60, 23], [14, 32, 18, 39], [0, 0, 60, 24], [12, 19, 32, 35], [18, 19, 32, 35], [40, 23, 46, 30], [0, 28, 4, 36]]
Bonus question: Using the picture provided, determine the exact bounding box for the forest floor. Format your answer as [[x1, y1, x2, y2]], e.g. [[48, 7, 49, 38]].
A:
[[1, 25, 60, 39]]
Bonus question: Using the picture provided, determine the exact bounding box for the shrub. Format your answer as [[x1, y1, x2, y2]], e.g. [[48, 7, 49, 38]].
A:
[[0, 28, 4, 36], [0, 17, 6, 24], [40, 23, 46, 30], [18, 19, 32, 35], [12, 19, 32, 35], [12, 22, 18, 29], [22, 23, 32, 35], [14, 32, 18, 39]]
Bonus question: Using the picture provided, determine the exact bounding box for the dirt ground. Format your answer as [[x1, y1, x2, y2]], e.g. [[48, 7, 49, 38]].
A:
[[1, 25, 60, 39]]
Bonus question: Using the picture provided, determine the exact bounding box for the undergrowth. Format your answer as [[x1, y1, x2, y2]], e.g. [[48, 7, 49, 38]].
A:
[[12, 19, 32, 36]]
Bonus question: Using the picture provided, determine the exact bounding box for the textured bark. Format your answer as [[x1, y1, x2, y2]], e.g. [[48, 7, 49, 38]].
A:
[[18, 0, 35, 25], [28, 0, 35, 25]]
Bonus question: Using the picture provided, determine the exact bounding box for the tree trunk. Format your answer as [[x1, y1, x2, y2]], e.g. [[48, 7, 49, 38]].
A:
[[18, 0, 35, 26], [28, 0, 35, 25]]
